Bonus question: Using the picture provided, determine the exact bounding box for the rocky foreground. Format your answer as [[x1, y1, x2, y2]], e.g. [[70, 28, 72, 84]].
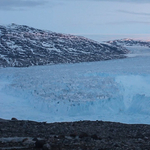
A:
[[0, 118, 150, 150]]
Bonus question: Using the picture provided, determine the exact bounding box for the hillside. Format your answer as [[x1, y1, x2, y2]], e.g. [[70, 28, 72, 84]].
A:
[[107, 38, 150, 47], [0, 24, 128, 67]]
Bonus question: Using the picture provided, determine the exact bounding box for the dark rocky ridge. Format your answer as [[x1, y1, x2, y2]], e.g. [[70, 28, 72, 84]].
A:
[[0, 24, 128, 67], [0, 118, 150, 150]]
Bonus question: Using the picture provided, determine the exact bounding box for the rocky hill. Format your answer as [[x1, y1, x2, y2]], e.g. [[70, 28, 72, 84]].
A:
[[107, 38, 150, 47], [0, 24, 128, 67]]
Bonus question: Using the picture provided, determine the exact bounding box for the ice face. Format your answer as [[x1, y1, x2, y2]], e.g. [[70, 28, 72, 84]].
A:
[[116, 75, 150, 113], [0, 46, 150, 124]]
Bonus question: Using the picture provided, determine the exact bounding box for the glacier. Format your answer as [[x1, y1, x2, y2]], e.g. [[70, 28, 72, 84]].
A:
[[0, 45, 150, 124]]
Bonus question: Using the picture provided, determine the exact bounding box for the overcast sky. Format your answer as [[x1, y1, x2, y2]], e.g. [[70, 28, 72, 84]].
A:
[[0, 0, 150, 39]]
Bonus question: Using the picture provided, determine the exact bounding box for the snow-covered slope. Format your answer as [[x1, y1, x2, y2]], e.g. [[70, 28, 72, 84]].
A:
[[0, 24, 128, 67]]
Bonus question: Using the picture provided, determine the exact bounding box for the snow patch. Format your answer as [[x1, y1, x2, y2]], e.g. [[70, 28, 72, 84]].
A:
[[42, 42, 51, 47]]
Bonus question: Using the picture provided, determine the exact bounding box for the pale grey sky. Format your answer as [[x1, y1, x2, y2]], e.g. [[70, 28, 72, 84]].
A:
[[0, 0, 150, 37]]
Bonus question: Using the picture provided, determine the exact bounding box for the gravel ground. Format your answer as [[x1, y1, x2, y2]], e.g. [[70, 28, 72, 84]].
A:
[[0, 118, 150, 150]]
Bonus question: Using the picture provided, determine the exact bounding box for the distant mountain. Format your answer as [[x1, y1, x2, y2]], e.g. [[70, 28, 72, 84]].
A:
[[0, 24, 128, 67], [106, 38, 150, 47]]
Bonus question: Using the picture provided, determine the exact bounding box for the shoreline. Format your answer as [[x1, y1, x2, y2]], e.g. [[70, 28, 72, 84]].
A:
[[1, 118, 150, 149]]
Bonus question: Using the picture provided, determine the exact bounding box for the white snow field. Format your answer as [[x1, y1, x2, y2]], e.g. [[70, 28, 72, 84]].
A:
[[1, 45, 150, 124]]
